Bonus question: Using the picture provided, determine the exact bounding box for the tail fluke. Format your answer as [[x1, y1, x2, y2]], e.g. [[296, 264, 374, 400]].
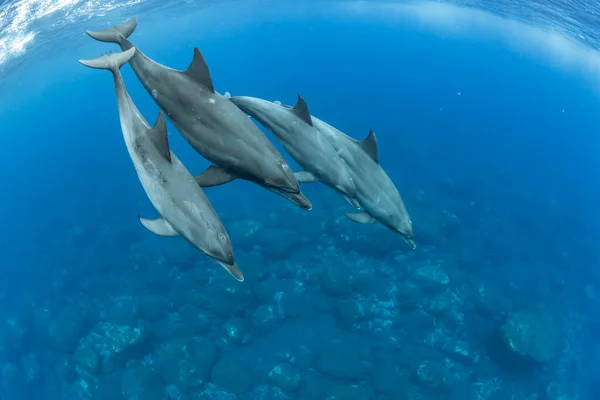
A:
[[86, 16, 138, 44], [78, 47, 136, 73]]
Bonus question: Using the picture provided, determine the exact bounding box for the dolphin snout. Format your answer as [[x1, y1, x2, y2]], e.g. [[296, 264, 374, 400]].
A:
[[281, 190, 312, 210]]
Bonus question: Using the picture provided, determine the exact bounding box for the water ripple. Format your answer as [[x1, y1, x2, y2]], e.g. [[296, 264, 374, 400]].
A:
[[0, 0, 599, 73], [0, 0, 143, 66]]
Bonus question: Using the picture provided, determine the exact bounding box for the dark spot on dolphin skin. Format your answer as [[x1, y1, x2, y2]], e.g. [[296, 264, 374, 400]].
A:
[[134, 137, 168, 184]]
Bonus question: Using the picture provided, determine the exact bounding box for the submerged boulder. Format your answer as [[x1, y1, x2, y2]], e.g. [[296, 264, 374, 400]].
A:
[[498, 309, 559, 364], [154, 336, 217, 391], [121, 360, 164, 400], [211, 356, 253, 394], [99, 322, 145, 355], [413, 264, 449, 293], [268, 362, 302, 392], [488, 307, 560, 368]]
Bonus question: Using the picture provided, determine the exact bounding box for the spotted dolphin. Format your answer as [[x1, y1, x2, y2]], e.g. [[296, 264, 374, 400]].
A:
[[314, 120, 415, 248], [271, 99, 415, 248], [229, 94, 360, 209], [78, 48, 244, 281], [84, 17, 311, 210]]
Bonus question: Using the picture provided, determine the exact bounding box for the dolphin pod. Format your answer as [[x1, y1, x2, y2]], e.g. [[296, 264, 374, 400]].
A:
[[229, 94, 360, 209], [85, 17, 312, 211], [80, 16, 415, 281], [232, 96, 415, 248], [78, 48, 244, 281]]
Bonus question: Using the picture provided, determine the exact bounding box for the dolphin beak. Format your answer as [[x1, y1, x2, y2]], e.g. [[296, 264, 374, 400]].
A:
[[271, 188, 312, 210], [217, 261, 244, 282], [405, 238, 416, 249]]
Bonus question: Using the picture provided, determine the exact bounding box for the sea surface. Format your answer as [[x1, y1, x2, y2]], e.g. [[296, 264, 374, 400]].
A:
[[0, 0, 599, 399]]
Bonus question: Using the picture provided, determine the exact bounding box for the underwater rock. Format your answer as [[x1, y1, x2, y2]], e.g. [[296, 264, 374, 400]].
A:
[[323, 382, 376, 400], [210, 356, 253, 394], [92, 373, 123, 400], [268, 362, 302, 392], [54, 355, 78, 384], [439, 210, 461, 239], [150, 313, 191, 342], [154, 336, 217, 390], [98, 321, 144, 354], [0, 363, 29, 398], [370, 360, 410, 396], [121, 360, 164, 400], [106, 297, 139, 326], [251, 304, 283, 331], [222, 317, 246, 343], [255, 227, 309, 260], [546, 382, 575, 400], [412, 360, 455, 396], [425, 289, 454, 315], [254, 276, 280, 303], [394, 282, 422, 311], [413, 264, 450, 293], [73, 340, 100, 375], [205, 274, 254, 317], [20, 353, 40, 382], [473, 283, 512, 320], [353, 271, 396, 299], [33, 306, 53, 337], [316, 337, 370, 380], [440, 339, 472, 363], [138, 295, 171, 321], [276, 279, 307, 318], [495, 308, 559, 365], [178, 304, 211, 334], [49, 308, 85, 352], [320, 260, 354, 296], [333, 298, 372, 328], [194, 382, 239, 399]]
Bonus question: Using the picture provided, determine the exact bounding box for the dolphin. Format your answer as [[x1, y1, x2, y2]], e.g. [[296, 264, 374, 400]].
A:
[[78, 48, 244, 281], [272, 100, 415, 248], [84, 17, 311, 210], [229, 94, 360, 209]]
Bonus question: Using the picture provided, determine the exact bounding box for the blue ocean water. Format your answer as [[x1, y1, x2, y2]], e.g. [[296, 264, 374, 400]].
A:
[[0, 0, 599, 399]]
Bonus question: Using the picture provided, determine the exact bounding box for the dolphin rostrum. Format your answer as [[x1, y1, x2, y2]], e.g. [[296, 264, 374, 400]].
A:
[[85, 17, 311, 210], [78, 48, 244, 281], [229, 94, 360, 209], [271, 99, 415, 248]]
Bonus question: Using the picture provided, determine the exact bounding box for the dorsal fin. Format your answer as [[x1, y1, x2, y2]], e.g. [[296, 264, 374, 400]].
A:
[[291, 94, 313, 126], [359, 130, 379, 163], [149, 112, 171, 163], [184, 48, 215, 93]]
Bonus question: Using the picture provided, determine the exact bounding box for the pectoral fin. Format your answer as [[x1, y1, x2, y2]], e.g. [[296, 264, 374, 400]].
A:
[[194, 165, 237, 187], [344, 196, 361, 209], [218, 261, 244, 282], [138, 216, 179, 236], [345, 211, 376, 224], [294, 170, 318, 183]]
